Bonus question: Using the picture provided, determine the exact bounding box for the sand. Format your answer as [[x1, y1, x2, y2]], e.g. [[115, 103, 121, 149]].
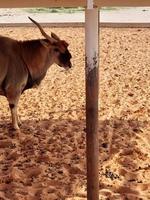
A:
[[0, 27, 149, 200]]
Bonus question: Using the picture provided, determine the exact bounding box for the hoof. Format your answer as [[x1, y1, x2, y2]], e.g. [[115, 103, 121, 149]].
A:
[[17, 117, 22, 126], [13, 125, 20, 130], [18, 121, 22, 126]]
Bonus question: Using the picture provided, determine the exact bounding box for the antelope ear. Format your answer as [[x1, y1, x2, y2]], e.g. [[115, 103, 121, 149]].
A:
[[40, 40, 50, 48], [51, 32, 60, 41]]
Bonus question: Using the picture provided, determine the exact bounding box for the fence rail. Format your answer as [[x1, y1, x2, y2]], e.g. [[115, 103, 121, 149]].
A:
[[0, 22, 150, 28], [0, 0, 150, 8]]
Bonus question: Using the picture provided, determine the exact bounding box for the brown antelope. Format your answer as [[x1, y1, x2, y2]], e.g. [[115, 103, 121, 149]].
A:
[[0, 17, 72, 130]]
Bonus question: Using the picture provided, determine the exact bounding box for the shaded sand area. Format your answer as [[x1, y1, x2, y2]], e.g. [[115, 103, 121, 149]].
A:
[[0, 27, 150, 199]]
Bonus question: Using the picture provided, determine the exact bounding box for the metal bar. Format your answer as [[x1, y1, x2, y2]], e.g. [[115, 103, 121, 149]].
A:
[[0, 0, 150, 8], [96, 0, 150, 7], [87, 0, 93, 9], [85, 6, 99, 200], [1, 22, 150, 28], [0, 0, 85, 8]]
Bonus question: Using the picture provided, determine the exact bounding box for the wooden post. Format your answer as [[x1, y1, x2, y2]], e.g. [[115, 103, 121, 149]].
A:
[[85, 2, 99, 200]]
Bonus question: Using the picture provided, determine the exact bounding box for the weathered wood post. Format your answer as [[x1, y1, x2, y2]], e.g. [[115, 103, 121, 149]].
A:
[[85, 0, 99, 199]]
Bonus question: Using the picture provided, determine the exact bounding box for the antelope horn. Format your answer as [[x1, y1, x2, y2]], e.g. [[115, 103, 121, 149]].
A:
[[28, 17, 56, 43]]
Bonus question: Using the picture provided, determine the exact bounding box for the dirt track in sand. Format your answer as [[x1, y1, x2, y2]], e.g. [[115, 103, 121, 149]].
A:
[[0, 27, 150, 200]]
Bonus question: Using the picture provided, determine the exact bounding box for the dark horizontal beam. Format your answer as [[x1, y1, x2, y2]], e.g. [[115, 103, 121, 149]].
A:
[[0, 0, 150, 8], [0, 22, 150, 28]]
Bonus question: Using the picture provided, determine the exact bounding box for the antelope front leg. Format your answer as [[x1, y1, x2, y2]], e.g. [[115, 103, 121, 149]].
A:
[[9, 103, 20, 130], [6, 89, 21, 130]]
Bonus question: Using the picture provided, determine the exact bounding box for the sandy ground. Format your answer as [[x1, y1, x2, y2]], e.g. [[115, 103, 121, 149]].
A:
[[0, 27, 150, 200]]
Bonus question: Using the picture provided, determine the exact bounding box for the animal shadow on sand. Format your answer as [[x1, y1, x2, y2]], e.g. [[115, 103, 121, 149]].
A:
[[0, 116, 149, 200]]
